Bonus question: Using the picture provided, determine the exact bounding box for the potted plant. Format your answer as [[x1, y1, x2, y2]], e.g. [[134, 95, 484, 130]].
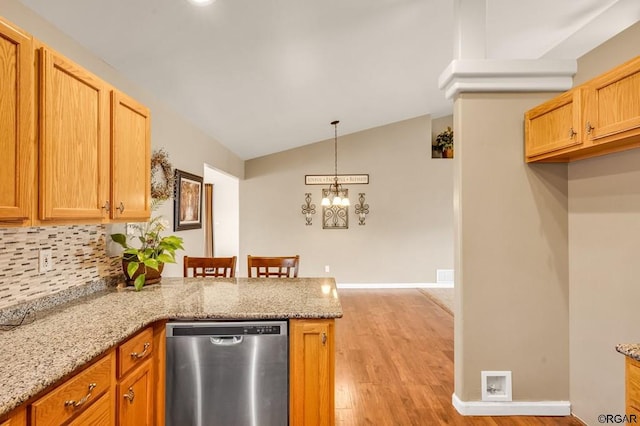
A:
[[435, 126, 454, 158], [111, 213, 184, 290]]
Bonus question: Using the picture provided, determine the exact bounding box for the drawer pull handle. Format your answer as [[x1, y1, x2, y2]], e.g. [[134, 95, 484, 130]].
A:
[[130, 342, 150, 359], [123, 386, 135, 403], [64, 382, 96, 408], [321, 332, 327, 346]]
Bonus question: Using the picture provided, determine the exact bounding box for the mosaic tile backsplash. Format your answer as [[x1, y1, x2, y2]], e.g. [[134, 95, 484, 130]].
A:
[[0, 225, 121, 310]]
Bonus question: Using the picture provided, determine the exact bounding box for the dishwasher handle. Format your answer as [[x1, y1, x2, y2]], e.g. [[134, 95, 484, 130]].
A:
[[210, 336, 244, 346]]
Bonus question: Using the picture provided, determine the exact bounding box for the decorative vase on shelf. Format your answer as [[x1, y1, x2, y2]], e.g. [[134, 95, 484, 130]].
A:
[[122, 259, 165, 286]]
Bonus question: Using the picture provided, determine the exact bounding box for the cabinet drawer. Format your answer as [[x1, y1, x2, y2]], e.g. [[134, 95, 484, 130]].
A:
[[67, 392, 113, 426], [30, 352, 113, 426], [118, 327, 154, 379]]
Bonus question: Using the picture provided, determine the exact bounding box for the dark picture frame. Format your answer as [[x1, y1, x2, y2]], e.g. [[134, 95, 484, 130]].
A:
[[174, 169, 203, 231]]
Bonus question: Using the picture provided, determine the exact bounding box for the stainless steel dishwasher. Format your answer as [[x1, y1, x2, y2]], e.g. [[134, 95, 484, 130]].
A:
[[165, 321, 288, 426]]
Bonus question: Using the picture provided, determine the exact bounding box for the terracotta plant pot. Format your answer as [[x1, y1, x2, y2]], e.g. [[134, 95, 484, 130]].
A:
[[122, 259, 164, 286]]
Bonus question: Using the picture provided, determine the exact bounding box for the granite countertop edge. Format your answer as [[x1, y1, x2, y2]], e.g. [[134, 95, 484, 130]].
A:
[[616, 343, 640, 361], [0, 277, 343, 417]]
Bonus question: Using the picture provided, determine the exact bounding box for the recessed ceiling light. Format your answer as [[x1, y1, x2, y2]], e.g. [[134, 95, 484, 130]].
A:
[[188, 0, 216, 6]]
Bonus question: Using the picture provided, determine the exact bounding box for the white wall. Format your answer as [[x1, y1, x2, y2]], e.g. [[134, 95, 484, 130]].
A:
[[204, 164, 240, 260], [240, 115, 454, 282], [568, 22, 640, 423]]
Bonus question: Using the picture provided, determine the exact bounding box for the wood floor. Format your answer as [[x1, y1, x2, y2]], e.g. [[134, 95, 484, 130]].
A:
[[334, 289, 583, 426]]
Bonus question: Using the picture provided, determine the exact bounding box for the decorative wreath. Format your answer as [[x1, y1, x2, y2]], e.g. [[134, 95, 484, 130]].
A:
[[150, 149, 174, 201]]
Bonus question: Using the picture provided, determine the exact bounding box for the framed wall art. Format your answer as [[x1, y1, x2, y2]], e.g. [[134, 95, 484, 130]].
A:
[[174, 169, 203, 231]]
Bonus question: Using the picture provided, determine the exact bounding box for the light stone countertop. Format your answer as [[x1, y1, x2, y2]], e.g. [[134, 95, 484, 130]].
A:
[[0, 277, 343, 417], [616, 343, 640, 361]]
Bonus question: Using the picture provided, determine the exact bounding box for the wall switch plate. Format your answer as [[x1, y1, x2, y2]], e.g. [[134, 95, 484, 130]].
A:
[[325, 265, 330, 273], [39, 248, 53, 273]]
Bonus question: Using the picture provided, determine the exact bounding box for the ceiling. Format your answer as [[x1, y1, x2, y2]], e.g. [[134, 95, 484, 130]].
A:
[[17, 0, 640, 159]]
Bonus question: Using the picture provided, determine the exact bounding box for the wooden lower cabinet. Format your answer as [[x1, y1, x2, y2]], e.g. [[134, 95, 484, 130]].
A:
[[0, 407, 26, 426], [116, 326, 155, 426], [626, 357, 640, 415], [117, 360, 153, 426], [290, 319, 336, 426], [8, 319, 337, 425]]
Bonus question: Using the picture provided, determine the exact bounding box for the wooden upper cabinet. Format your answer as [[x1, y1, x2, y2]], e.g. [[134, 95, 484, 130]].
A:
[[110, 91, 150, 221], [584, 55, 640, 142], [38, 47, 109, 221], [524, 88, 584, 162], [290, 319, 335, 426], [0, 18, 34, 224], [525, 55, 640, 163]]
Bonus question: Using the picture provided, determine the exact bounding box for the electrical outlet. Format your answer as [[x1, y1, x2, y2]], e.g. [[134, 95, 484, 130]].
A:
[[325, 265, 330, 273], [39, 248, 53, 273]]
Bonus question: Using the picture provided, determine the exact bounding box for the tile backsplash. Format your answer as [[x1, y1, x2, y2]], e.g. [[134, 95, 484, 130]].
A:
[[0, 225, 120, 310]]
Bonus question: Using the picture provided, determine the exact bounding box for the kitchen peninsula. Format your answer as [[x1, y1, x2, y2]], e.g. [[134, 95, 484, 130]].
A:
[[0, 277, 342, 425]]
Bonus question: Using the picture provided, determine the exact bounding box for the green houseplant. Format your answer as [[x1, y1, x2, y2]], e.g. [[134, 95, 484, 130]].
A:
[[111, 213, 184, 290], [435, 126, 454, 158]]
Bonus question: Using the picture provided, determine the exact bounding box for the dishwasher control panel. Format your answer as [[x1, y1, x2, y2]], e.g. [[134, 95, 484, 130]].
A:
[[167, 321, 288, 337]]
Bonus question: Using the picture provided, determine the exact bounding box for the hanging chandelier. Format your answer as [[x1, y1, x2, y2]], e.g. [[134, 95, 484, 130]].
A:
[[321, 120, 350, 207]]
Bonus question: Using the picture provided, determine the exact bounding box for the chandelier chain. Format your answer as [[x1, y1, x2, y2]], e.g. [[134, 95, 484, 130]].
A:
[[333, 121, 338, 184]]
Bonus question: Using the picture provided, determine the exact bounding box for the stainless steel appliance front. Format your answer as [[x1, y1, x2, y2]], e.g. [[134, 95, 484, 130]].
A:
[[166, 321, 288, 426]]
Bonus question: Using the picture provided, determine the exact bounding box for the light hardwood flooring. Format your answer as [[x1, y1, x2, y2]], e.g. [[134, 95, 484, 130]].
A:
[[334, 289, 583, 425]]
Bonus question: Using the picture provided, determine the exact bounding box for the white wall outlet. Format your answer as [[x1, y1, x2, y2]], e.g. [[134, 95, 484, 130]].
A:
[[481, 371, 512, 402], [325, 265, 330, 273], [39, 248, 53, 273]]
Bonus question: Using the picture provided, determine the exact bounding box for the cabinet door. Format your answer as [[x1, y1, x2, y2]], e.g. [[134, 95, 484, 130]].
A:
[[39, 47, 109, 221], [110, 90, 150, 221], [524, 88, 583, 161], [117, 360, 153, 426], [585, 55, 640, 142], [0, 406, 26, 426], [627, 357, 640, 414], [0, 18, 34, 224], [290, 319, 335, 426]]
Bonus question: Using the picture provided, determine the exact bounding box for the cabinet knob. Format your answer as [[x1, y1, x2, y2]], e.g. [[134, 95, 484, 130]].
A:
[[585, 122, 594, 134], [101, 201, 110, 213], [123, 386, 135, 403], [117, 202, 125, 214], [321, 332, 327, 346], [569, 128, 577, 138]]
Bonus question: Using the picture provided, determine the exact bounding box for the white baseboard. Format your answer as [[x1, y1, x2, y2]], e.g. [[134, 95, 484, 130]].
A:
[[452, 393, 570, 416], [336, 282, 454, 289]]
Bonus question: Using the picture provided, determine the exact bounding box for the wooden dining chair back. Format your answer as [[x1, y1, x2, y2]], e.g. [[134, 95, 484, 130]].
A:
[[247, 255, 300, 278], [183, 256, 237, 278]]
